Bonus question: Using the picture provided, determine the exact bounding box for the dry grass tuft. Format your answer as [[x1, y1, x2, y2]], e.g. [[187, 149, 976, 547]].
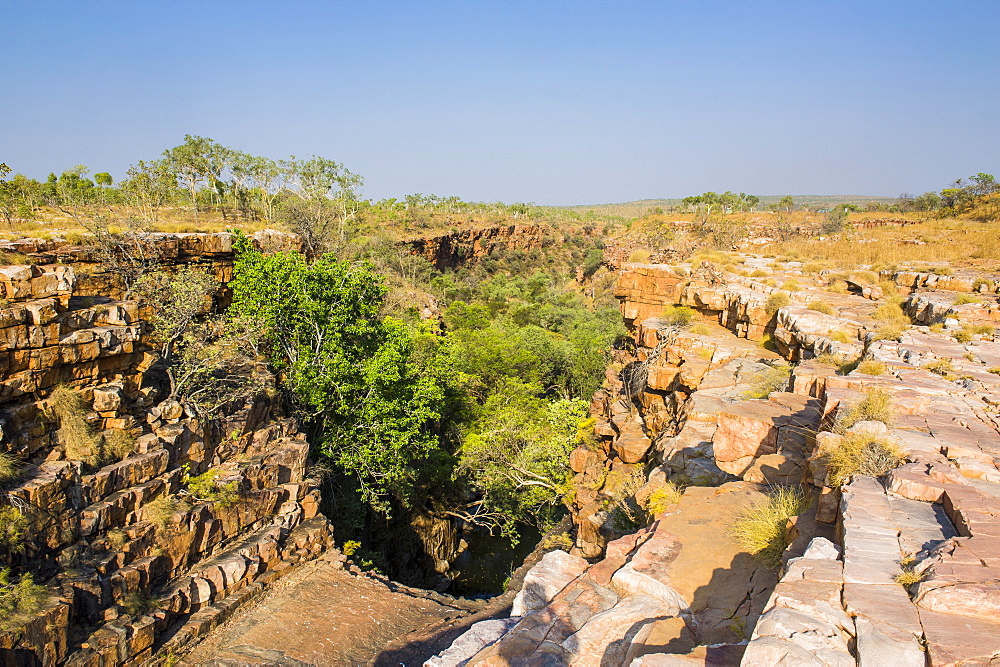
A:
[[808, 301, 835, 315], [744, 364, 791, 399], [644, 483, 684, 516], [765, 292, 790, 316], [826, 433, 906, 487], [856, 360, 887, 376], [834, 387, 893, 433], [48, 387, 101, 463], [732, 487, 811, 568]]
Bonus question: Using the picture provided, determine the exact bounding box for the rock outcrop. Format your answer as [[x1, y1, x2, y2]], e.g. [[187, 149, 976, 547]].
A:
[[0, 232, 335, 665]]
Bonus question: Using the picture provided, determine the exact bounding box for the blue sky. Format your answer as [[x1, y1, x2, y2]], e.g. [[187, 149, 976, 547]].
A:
[[2, 1, 997, 204]]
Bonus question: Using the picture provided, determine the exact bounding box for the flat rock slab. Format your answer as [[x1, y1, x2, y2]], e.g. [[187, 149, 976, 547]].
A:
[[183, 561, 470, 666]]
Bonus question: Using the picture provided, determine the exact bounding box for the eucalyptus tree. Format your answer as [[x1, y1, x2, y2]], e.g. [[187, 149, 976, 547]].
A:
[[277, 156, 363, 257]]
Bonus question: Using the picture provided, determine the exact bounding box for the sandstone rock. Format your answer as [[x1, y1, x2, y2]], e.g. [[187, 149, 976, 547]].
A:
[[561, 594, 675, 666], [511, 550, 589, 617], [610, 533, 687, 611], [425, 618, 520, 667]]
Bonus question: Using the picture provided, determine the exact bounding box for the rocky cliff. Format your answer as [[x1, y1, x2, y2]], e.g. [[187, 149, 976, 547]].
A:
[[430, 257, 1000, 665], [0, 232, 335, 665], [402, 225, 547, 270]]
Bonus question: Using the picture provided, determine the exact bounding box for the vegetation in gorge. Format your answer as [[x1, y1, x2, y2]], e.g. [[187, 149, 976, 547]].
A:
[[732, 487, 811, 568]]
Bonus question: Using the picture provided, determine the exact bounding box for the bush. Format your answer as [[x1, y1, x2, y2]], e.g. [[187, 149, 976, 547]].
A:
[[826, 433, 906, 487], [856, 360, 887, 376], [0, 453, 21, 486], [808, 301, 834, 315], [183, 468, 240, 508], [744, 364, 791, 399], [101, 429, 137, 462], [662, 305, 695, 327], [834, 388, 893, 433], [732, 487, 810, 568], [644, 483, 683, 516], [0, 508, 26, 553], [540, 532, 574, 550], [765, 292, 790, 316], [0, 569, 49, 632], [953, 329, 973, 343]]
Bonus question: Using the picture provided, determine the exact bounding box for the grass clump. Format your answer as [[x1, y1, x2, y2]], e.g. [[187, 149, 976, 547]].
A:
[[0, 508, 27, 553], [688, 323, 710, 335], [744, 364, 791, 399], [923, 358, 955, 378], [0, 453, 21, 486], [781, 280, 801, 292], [101, 429, 137, 461], [105, 529, 128, 550], [989, 367, 1000, 375], [144, 495, 189, 531], [808, 301, 835, 315], [662, 305, 695, 326], [48, 387, 101, 463], [765, 292, 790, 316], [0, 569, 49, 632], [644, 483, 684, 516], [928, 322, 945, 333], [954, 294, 983, 305], [873, 323, 905, 341], [732, 487, 811, 568], [751, 269, 768, 277], [122, 592, 156, 616], [540, 532, 574, 550], [834, 387, 893, 433], [856, 360, 887, 376], [826, 433, 906, 487], [830, 330, 851, 343]]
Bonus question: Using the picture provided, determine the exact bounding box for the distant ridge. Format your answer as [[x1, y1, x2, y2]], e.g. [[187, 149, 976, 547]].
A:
[[556, 195, 899, 217]]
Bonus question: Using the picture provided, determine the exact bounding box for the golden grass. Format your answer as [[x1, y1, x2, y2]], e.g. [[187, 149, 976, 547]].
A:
[[856, 360, 887, 376], [827, 433, 906, 487], [765, 292, 790, 316], [731, 487, 811, 568], [834, 387, 893, 433], [808, 300, 834, 315], [744, 364, 791, 399]]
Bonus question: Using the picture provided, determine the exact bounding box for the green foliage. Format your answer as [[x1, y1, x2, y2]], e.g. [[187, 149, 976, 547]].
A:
[[0, 508, 27, 553], [826, 433, 906, 487], [662, 305, 695, 326], [744, 364, 791, 399], [458, 384, 588, 537], [0, 569, 49, 632], [644, 483, 683, 516], [732, 487, 810, 568], [230, 237, 452, 512], [182, 466, 240, 508]]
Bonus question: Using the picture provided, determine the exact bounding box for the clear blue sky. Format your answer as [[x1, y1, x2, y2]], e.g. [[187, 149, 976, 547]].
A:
[[2, 1, 997, 205]]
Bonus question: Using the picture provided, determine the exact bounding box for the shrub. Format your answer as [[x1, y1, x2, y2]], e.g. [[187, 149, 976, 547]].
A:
[[826, 433, 906, 487], [628, 249, 651, 263], [106, 529, 128, 550], [765, 292, 790, 316], [751, 269, 768, 277], [662, 305, 695, 327], [0, 508, 27, 552], [808, 301, 834, 315], [953, 329, 973, 343], [731, 487, 811, 568], [122, 592, 155, 616], [540, 532, 574, 550], [341, 540, 361, 556], [872, 301, 908, 326], [183, 468, 240, 508], [0, 569, 49, 632], [0, 453, 21, 486], [834, 387, 893, 433], [744, 364, 791, 399], [856, 360, 887, 376], [954, 294, 983, 305], [644, 483, 684, 516]]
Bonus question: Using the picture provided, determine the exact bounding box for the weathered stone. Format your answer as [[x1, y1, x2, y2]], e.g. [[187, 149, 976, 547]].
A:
[[511, 550, 589, 617]]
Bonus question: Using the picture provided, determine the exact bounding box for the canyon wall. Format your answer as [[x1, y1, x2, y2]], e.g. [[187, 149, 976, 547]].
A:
[[0, 232, 335, 665]]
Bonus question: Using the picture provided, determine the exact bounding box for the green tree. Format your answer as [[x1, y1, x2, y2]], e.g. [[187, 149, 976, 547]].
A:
[[228, 236, 449, 511], [779, 195, 795, 212]]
